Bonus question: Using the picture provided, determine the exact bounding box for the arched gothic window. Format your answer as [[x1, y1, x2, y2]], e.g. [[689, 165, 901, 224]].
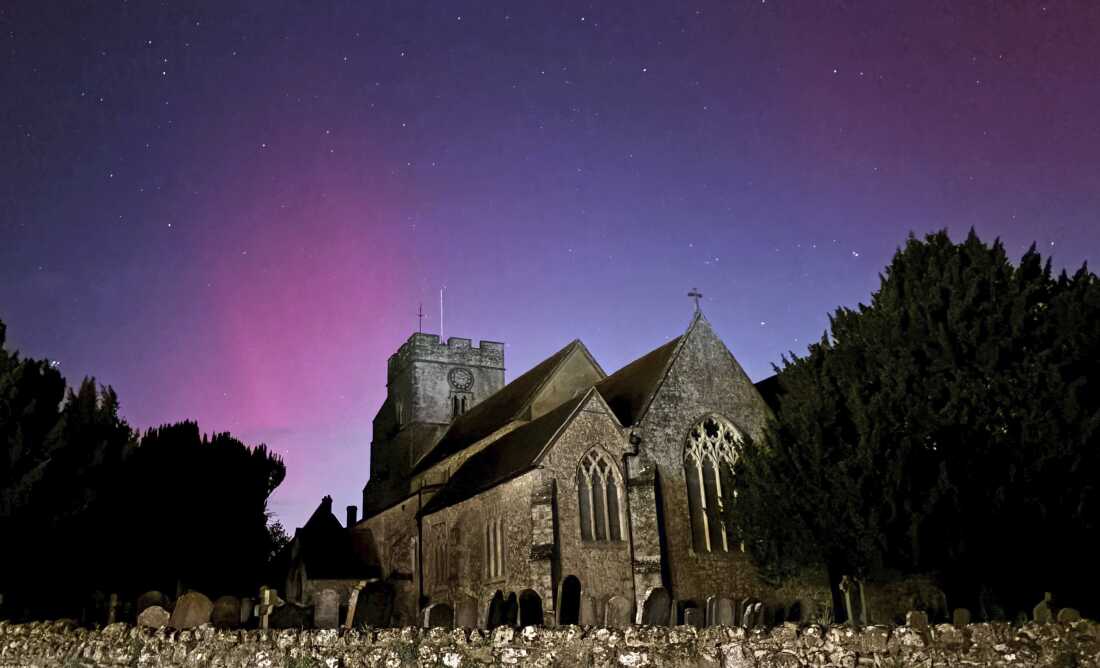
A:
[[684, 415, 742, 553], [577, 448, 624, 542]]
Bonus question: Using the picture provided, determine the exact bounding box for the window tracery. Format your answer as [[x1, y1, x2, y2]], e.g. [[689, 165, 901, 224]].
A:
[[683, 415, 742, 553], [577, 448, 624, 542]]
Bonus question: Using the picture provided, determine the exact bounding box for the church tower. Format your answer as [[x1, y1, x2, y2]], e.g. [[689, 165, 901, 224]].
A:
[[363, 333, 505, 516]]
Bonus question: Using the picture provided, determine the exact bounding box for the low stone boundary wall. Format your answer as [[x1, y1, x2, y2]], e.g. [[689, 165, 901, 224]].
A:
[[1, 619, 1098, 667]]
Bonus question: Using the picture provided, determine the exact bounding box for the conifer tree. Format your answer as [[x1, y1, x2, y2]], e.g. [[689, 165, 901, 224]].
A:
[[734, 230, 1100, 618]]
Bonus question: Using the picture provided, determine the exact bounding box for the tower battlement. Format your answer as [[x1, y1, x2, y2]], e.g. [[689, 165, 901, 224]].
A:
[[387, 333, 504, 384]]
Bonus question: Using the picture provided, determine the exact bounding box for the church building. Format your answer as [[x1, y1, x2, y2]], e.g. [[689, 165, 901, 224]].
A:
[[350, 310, 828, 627]]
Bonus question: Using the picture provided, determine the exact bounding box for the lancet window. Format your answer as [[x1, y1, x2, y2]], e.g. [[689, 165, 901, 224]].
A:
[[576, 448, 624, 542], [683, 415, 742, 553]]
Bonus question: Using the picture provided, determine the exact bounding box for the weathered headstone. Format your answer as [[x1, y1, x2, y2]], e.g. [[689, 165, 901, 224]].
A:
[[1057, 608, 1081, 624], [344, 581, 367, 629], [240, 597, 254, 627], [258, 587, 283, 630], [952, 608, 971, 627], [751, 602, 764, 628], [107, 593, 119, 625], [455, 595, 479, 629], [354, 582, 395, 628], [840, 575, 865, 626], [642, 588, 671, 626], [169, 592, 214, 629], [137, 605, 170, 628], [271, 601, 313, 629], [578, 594, 597, 626], [704, 596, 718, 627], [683, 606, 703, 628], [605, 596, 632, 628], [739, 598, 753, 628], [136, 591, 170, 615], [1033, 592, 1054, 624], [314, 589, 340, 629], [424, 603, 455, 628], [906, 610, 929, 632], [715, 598, 736, 626], [211, 596, 242, 630]]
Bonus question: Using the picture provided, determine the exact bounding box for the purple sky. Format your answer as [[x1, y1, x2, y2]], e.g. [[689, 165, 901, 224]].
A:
[[3, 2, 1099, 530]]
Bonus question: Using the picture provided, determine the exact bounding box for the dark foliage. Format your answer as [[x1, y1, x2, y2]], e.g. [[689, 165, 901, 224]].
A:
[[734, 230, 1100, 618], [0, 320, 287, 621]]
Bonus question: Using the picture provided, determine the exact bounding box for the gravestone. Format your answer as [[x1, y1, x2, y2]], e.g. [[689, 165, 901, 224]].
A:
[[642, 588, 671, 626], [344, 581, 367, 629], [424, 603, 454, 628], [258, 587, 284, 630], [502, 593, 519, 627], [715, 598, 736, 626], [739, 598, 753, 628], [107, 593, 119, 625], [169, 592, 213, 629], [211, 596, 242, 629], [271, 601, 313, 629], [137, 605, 170, 628], [240, 597, 254, 627], [683, 607, 703, 628], [605, 596, 632, 628], [906, 610, 929, 632], [136, 591, 170, 615], [578, 594, 597, 626], [705, 596, 718, 626], [840, 576, 865, 626], [314, 589, 340, 629], [751, 602, 764, 628], [786, 600, 804, 623], [1057, 608, 1081, 624], [952, 608, 971, 627], [455, 595, 478, 629], [1033, 592, 1054, 624], [354, 582, 395, 628]]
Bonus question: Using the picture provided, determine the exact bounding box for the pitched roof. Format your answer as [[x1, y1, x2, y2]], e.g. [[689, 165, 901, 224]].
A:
[[754, 374, 782, 412], [419, 390, 592, 516], [412, 339, 593, 473], [295, 496, 379, 580], [595, 332, 687, 427]]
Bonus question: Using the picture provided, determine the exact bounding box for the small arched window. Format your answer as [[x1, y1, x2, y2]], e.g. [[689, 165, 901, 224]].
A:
[[684, 415, 742, 553], [577, 448, 624, 542]]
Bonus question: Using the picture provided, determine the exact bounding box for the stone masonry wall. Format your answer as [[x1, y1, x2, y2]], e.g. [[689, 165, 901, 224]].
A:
[[3, 620, 1098, 667]]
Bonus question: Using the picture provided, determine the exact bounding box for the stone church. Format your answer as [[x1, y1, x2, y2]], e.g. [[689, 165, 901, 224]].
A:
[[346, 311, 828, 628]]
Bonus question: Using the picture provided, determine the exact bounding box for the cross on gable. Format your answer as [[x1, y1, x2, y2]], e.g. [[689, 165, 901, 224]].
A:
[[688, 288, 703, 312]]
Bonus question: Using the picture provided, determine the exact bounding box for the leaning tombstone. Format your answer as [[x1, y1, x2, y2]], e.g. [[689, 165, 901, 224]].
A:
[[344, 581, 367, 629], [715, 598, 736, 627], [1057, 608, 1081, 624], [137, 605, 171, 628], [211, 596, 242, 630], [424, 603, 455, 628], [952, 608, 971, 627], [1033, 592, 1054, 624], [354, 581, 395, 628], [605, 596, 632, 629], [314, 589, 340, 629], [169, 592, 214, 630], [741, 601, 755, 629], [259, 587, 284, 631]]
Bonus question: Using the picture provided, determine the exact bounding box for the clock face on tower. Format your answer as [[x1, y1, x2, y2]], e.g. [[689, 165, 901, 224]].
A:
[[448, 367, 474, 391]]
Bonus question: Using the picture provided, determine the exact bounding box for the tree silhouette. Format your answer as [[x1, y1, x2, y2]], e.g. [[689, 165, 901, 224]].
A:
[[734, 230, 1100, 618]]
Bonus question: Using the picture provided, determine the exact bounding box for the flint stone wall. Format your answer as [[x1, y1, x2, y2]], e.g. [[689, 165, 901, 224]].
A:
[[2, 620, 1099, 667]]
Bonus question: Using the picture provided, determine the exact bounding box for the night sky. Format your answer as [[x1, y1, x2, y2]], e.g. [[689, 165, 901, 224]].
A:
[[3, 2, 1099, 530]]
